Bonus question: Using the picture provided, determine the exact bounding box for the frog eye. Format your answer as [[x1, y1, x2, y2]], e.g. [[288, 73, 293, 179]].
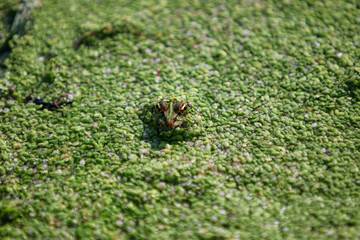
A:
[[175, 102, 190, 115], [180, 103, 190, 112], [156, 101, 168, 112]]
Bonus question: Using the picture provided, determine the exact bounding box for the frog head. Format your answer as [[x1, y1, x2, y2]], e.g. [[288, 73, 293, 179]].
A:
[[155, 97, 191, 129]]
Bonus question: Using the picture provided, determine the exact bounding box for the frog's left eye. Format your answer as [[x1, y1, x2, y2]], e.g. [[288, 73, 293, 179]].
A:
[[180, 103, 190, 112], [176, 102, 190, 115]]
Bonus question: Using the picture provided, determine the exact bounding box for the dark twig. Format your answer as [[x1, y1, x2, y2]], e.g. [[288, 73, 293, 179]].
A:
[[24, 92, 73, 111]]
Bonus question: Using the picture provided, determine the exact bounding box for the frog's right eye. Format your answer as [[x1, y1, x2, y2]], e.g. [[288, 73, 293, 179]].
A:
[[156, 101, 168, 112], [155, 103, 161, 112]]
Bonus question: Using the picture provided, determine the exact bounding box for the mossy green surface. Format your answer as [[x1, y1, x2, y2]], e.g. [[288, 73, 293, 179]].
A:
[[1, 0, 360, 239]]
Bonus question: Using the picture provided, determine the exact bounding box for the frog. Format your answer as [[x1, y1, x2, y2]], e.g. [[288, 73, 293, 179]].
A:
[[154, 97, 192, 129], [140, 96, 202, 140]]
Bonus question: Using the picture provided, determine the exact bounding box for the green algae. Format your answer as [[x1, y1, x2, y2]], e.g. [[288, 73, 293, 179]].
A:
[[0, 0, 360, 239]]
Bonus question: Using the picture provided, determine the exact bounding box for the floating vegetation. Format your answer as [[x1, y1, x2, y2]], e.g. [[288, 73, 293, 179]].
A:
[[0, 0, 359, 239]]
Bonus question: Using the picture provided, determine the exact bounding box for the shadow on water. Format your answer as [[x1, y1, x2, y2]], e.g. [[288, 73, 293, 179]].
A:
[[141, 125, 165, 151], [140, 122, 185, 150]]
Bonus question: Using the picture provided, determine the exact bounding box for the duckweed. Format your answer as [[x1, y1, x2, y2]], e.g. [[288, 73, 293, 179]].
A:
[[0, 0, 360, 239]]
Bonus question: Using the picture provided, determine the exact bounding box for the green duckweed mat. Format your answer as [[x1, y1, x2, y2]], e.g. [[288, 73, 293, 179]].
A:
[[1, 0, 360, 239]]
